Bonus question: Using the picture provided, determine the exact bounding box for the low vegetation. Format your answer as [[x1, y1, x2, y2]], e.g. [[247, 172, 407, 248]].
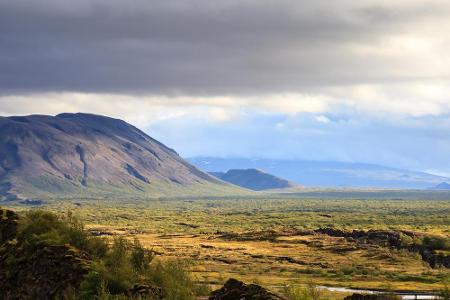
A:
[[1, 209, 204, 299], [1, 190, 450, 299]]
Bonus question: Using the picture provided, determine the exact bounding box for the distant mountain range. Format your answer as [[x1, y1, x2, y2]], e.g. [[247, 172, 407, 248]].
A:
[[188, 157, 450, 189], [210, 169, 297, 191], [431, 182, 450, 190], [0, 113, 239, 200]]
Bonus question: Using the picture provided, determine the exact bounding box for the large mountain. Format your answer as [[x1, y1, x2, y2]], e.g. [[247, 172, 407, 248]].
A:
[[210, 169, 297, 191], [189, 157, 450, 189], [0, 113, 237, 200]]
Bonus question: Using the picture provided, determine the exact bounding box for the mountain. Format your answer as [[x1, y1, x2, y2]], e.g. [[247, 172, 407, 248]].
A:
[[210, 169, 297, 191], [188, 157, 450, 189], [0, 113, 238, 200], [431, 182, 450, 190]]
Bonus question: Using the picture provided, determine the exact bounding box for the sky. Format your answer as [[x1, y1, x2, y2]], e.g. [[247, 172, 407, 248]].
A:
[[1, 0, 450, 175]]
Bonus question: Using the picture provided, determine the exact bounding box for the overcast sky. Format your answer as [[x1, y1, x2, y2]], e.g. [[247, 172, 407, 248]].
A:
[[1, 0, 450, 174]]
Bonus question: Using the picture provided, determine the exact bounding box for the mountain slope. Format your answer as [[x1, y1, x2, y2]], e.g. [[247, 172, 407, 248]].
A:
[[189, 157, 449, 189], [0, 113, 236, 200], [210, 169, 297, 191]]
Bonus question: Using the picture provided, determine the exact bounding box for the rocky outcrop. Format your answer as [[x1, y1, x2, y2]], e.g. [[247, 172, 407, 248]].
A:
[[218, 228, 313, 242], [0, 208, 18, 244], [0, 208, 91, 299], [0, 242, 91, 300], [344, 293, 399, 300], [315, 228, 450, 268], [209, 278, 286, 300], [421, 250, 450, 268], [126, 284, 164, 299]]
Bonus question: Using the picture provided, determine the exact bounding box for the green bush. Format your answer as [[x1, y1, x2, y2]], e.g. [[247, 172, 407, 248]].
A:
[[16, 210, 104, 255], [284, 285, 310, 300], [284, 284, 322, 300], [130, 238, 154, 274], [13, 209, 203, 299], [146, 260, 196, 300], [422, 236, 450, 251], [78, 235, 199, 299]]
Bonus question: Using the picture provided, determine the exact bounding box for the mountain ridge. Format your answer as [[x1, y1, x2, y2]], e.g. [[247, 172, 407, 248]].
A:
[[430, 182, 450, 190], [189, 157, 449, 189], [0, 113, 236, 200]]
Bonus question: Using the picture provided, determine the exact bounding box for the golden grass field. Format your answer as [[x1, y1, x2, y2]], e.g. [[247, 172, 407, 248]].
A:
[[5, 190, 450, 297]]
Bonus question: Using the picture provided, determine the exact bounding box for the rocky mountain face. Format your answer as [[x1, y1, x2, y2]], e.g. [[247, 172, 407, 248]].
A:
[[210, 168, 296, 191], [0, 113, 227, 200]]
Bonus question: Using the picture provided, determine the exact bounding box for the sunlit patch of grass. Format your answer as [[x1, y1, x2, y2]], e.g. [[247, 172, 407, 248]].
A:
[[2, 190, 449, 293]]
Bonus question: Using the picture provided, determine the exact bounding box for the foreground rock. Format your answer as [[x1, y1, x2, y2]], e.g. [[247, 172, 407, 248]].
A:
[[0, 242, 91, 299], [0, 208, 91, 299], [126, 284, 164, 299], [344, 293, 399, 300], [209, 278, 286, 300], [0, 208, 18, 244]]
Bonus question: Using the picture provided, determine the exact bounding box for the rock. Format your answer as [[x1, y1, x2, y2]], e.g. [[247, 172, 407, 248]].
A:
[[209, 278, 286, 300], [0, 208, 91, 299], [0, 208, 19, 244], [0, 242, 91, 299], [315, 227, 450, 269], [127, 284, 164, 299], [20, 199, 45, 205], [176, 222, 200, 228], [421, 250, 450, 268], [344, 293, 399, 300], [218, 228, 313, 242]]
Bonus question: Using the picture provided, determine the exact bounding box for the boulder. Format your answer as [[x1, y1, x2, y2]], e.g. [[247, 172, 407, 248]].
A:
[[0, 208, 18, 244], [209, 278, 286, 300], [127, 283, 164, 299], [0, 242, 91, 299], [0, 208, 92, 299], [344, 293, 399, 300]]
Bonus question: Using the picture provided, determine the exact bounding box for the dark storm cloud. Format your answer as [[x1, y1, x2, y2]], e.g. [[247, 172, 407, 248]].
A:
[[1, 0, 448, 94]]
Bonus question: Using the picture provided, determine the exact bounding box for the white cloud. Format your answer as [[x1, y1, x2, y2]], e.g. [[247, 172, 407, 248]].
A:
[[1, 80, 450, 128], [207, 107, 238, 122], [315, 115, 330, 123]]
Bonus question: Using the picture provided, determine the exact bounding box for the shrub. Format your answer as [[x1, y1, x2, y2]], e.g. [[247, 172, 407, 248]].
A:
[[13, 209, 203, 299], [284, 285, 310, 300], [130, 238, 154, 274], [146, 259, 196, 300], [80, 236, 200, 298], [284, 284, 322, 300]]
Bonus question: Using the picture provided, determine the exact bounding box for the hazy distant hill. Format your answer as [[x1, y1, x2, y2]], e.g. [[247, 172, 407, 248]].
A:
[[431, 182, 450, 190], [189, 157, 449, 189], [0, 113, 237, 200], [210, 169, 297, 191]]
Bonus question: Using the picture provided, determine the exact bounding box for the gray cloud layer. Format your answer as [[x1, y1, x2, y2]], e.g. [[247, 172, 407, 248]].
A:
[[1, 0, 449, 94], [2, 1, 450, 173]]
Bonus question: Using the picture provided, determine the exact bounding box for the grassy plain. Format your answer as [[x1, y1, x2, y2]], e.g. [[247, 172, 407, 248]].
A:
[[4, 189, 450, 296]]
